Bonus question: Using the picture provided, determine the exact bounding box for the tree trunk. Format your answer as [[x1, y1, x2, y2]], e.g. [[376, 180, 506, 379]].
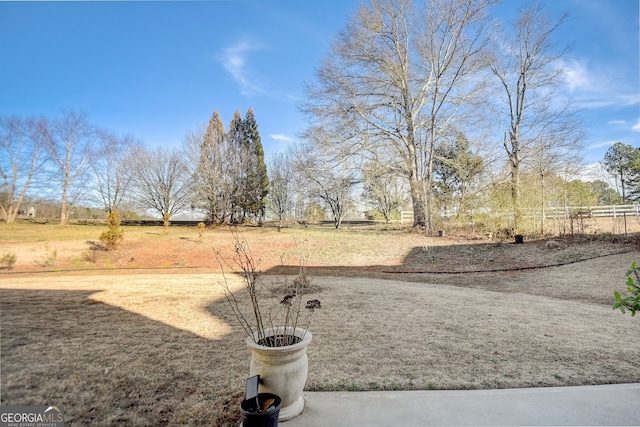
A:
[[540, 173, 545, 234], [424, 180, 433, 232], [507, 130, 522, 233], [406, 128, 427, 229], [425, 120, 438, 233], [60, 177, 69, 225], [510, 161, 521, 232], [409, 175, 427, 228]]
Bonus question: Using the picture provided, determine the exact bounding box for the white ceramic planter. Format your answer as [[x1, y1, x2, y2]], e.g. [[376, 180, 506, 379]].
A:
[[246, 327, 312, 421]]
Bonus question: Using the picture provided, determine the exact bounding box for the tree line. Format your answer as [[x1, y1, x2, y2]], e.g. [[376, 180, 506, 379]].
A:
[[0, 106, 636, 233], [2, 0, 639, 234], [0, 108, 271, 226], [186, 108, 268, 224], [299, 0, 638, 233]]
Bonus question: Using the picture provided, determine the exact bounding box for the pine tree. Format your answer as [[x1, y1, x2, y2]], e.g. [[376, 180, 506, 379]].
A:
[[193, 108, 270, 224], [227, 110, 248, 223], [604, 143, 640, 203], [243, 107, 269, 221], [228, 110, 246, 147], [100, 209, 125, 250], [433, 133, 483, 217]]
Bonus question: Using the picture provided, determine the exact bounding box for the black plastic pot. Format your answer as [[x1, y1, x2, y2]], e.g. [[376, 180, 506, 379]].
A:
[[514, 234, 524, 244], [240, 393, 281, 427]]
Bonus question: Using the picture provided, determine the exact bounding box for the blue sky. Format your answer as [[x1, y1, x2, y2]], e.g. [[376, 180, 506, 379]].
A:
[[1, 0, 638, 166]]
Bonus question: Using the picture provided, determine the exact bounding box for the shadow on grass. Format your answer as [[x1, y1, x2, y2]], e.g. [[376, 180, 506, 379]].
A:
[[264, 238, 635, 276], [0, 288, 244, 426]]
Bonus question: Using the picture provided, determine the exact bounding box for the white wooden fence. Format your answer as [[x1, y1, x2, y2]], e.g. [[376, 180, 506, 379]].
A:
[[400, 204, 640, 224], [400, 210, 415, 224], [544, 204, 640, 218]]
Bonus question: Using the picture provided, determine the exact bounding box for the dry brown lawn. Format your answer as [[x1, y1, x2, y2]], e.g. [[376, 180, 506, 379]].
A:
[[1, 222, 639, 426]]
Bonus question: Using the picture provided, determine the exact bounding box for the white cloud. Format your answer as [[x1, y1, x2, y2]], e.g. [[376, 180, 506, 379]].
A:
[[217, 40, 293, 102], [607, 120, 626, 125], [218, 40, 267, 96], [632, 118, 640, 132], [270, 134, 293, 142], [578, 162, 616, 185], [563, 59, 640, 109], [576, 94, 640, 110], [564, 60, 591, 91], [587, 140, 617, 150]]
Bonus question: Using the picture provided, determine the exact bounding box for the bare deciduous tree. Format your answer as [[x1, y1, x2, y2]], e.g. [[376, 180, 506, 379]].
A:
[[489, 2, 583, 231], [90, 131, 142, 214], [290, 142, 356, 229], [186, 111, 229, 222], [303, 0, 494, 231], [528, 135, 582, 233], [362, 162, 408, 223], [267, 152, 294, 231], [185, 122, 251, 224], [130, 146, 192, 220], [0, 115, 50, 223], [45, 110, 97, 224]]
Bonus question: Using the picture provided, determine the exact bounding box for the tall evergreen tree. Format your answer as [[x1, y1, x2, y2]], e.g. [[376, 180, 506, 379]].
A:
[[243, 107, 269, 220], [190, 108, 269, 224], [228, 110, 246, 147], [433, 133, 483, 218], [227, 110, 249, 223], [603, 142, 640, 203]]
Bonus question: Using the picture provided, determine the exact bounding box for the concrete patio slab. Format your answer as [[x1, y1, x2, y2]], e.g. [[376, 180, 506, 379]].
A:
[[283, 383, 640, 426]]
